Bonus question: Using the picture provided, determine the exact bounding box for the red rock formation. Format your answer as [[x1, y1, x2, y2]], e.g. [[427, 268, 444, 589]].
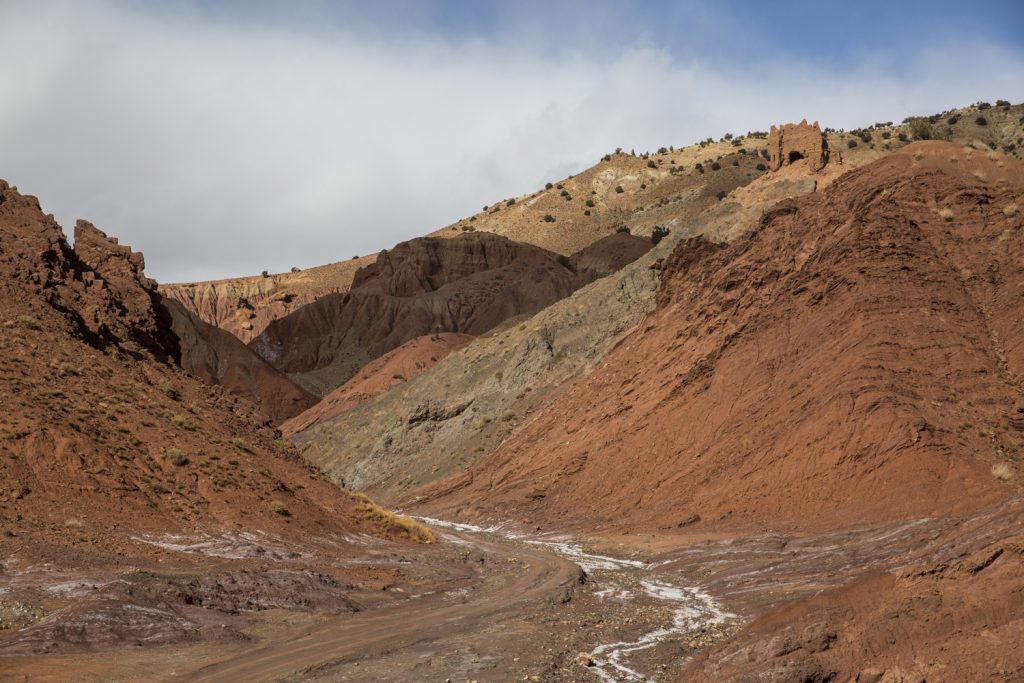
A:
[[416, 142, 1023, 535], [768, 119, 833, 172]]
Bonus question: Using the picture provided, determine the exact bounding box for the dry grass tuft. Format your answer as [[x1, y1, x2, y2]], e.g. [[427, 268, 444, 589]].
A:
[[350, 492, 435, 544], [1004, 204, 1019, 218], [992, 463, 1013, 481], [937, 207, 954, 221]]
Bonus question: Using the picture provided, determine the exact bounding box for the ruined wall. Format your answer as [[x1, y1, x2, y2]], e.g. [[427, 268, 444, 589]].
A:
[[768, 120, 831, 172]]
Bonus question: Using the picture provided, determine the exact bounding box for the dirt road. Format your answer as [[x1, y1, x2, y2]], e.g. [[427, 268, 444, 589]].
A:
[[184, 527, 582, 682]]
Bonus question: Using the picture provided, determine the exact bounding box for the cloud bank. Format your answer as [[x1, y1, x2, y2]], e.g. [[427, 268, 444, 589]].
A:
[[1, 1, 1022, 282]]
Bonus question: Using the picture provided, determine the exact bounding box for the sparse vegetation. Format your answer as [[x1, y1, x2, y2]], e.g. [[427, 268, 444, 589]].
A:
[[976, 116, 988, 126], [585, 199, 595, 207], [170, 414, 196, 431], [350, 492, 435, 543], [908, 118, 935, 140], [710, 162, 721, 171], [756, 163, 767, 171], [261, 270, 269, 278], [230, 437, 248, 450], [17, 315, 41, 330], [615, 185, 624, 193], [938, 208, 954, 221], [647, 160, 657, 169], [270, 500, 291, 516], [651, 226, 670, 245], [847, 139, 858, 148], [992, 463, 1013, 481], [543, 214, 555, 223], [1004, 204, 1018, 217], [164, 448, 189, 466]]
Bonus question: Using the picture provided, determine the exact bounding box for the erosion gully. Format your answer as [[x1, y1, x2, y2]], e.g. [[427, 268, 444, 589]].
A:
[[416, 517, 735, 683]]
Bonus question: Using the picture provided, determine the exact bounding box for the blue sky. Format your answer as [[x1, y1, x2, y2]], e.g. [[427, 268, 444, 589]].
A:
[[1, 0, 1021, 281]]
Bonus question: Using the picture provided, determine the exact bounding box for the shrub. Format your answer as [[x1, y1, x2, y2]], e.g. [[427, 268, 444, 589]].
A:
[[585, 199, 595, 207], [756, 163, 767, 171], [270, 500, 291, 516], [164, 449, 189, 466], [657, 147, 668, 154], [290, 266, 301, 273], [261, 270, 269, 278], [583, 210, 591, 216], [881, 131, 891, 139], [938, 207, 954, 221], [640, 183, 647, 189], [601, 154, 611, 162], [908, 118, 934, 140], [560, 189, 569, 197], [710, 162, 721, 171], [976, 116, 988, 126], [996, 99, 1011, 107], [17, 315, 41, 330], [506, 198, 515, 207], [858, 131, 872, 143], [1003, 204, 1018, 217], [978, 101, 991, 110], [542, 214, 555, 222], [615, 185, 624, 193], [716, 190, 727, 200], [897, 132, 908, 142], [651, 226, 670, 245], [947, 115, 959, 125], [170, 415, 196, 431], [230, 437, 247, 450], [647, 160, 657, 169], [616, 225, 631, 233], [847, 139, 858, 148]]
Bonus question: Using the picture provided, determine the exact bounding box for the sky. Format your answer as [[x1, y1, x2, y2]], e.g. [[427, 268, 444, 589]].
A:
[[1, 0, 1022, 282]]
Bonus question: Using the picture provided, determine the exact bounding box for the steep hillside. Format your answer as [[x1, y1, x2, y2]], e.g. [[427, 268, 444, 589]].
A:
[[281, 332, 473, 436], [252, 231, 652, 396], [291, 123, 845, 499], [0, 180, 435, 656], [415, 142, 1023, 534], [160, 297, 317, 423]]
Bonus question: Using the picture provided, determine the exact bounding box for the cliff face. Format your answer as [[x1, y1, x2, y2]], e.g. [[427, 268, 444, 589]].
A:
[[251, 232, 653, 396], [159, 255, 374, 343]]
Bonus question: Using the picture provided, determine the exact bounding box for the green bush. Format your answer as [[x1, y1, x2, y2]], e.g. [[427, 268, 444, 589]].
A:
[[651, 226, 670, 244], [647, 160, 657, 169], [996, 99, 1010, 107], [585, 199, 594, 207], [976, 116, 988, 126], [543, 214, 555, 222], [710, 162, 721, 171], [847, 139, 858, 148], [615, 185, 624, 193], [908, 118, 934, 140]]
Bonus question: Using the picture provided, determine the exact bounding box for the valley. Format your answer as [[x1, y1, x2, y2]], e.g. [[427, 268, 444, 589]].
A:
[[2, 99, 1024, 682]]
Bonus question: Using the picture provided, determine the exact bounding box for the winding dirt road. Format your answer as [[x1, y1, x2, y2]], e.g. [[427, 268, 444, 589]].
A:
[[185, 528, 582, 682]]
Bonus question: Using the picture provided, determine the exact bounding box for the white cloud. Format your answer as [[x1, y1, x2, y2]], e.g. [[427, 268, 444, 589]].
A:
[[1, 1, 1022, 282]]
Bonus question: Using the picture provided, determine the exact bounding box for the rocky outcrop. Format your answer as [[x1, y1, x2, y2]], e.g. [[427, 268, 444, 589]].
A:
[[768, 120, 832, 172], [253, 232, 653, 396]]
